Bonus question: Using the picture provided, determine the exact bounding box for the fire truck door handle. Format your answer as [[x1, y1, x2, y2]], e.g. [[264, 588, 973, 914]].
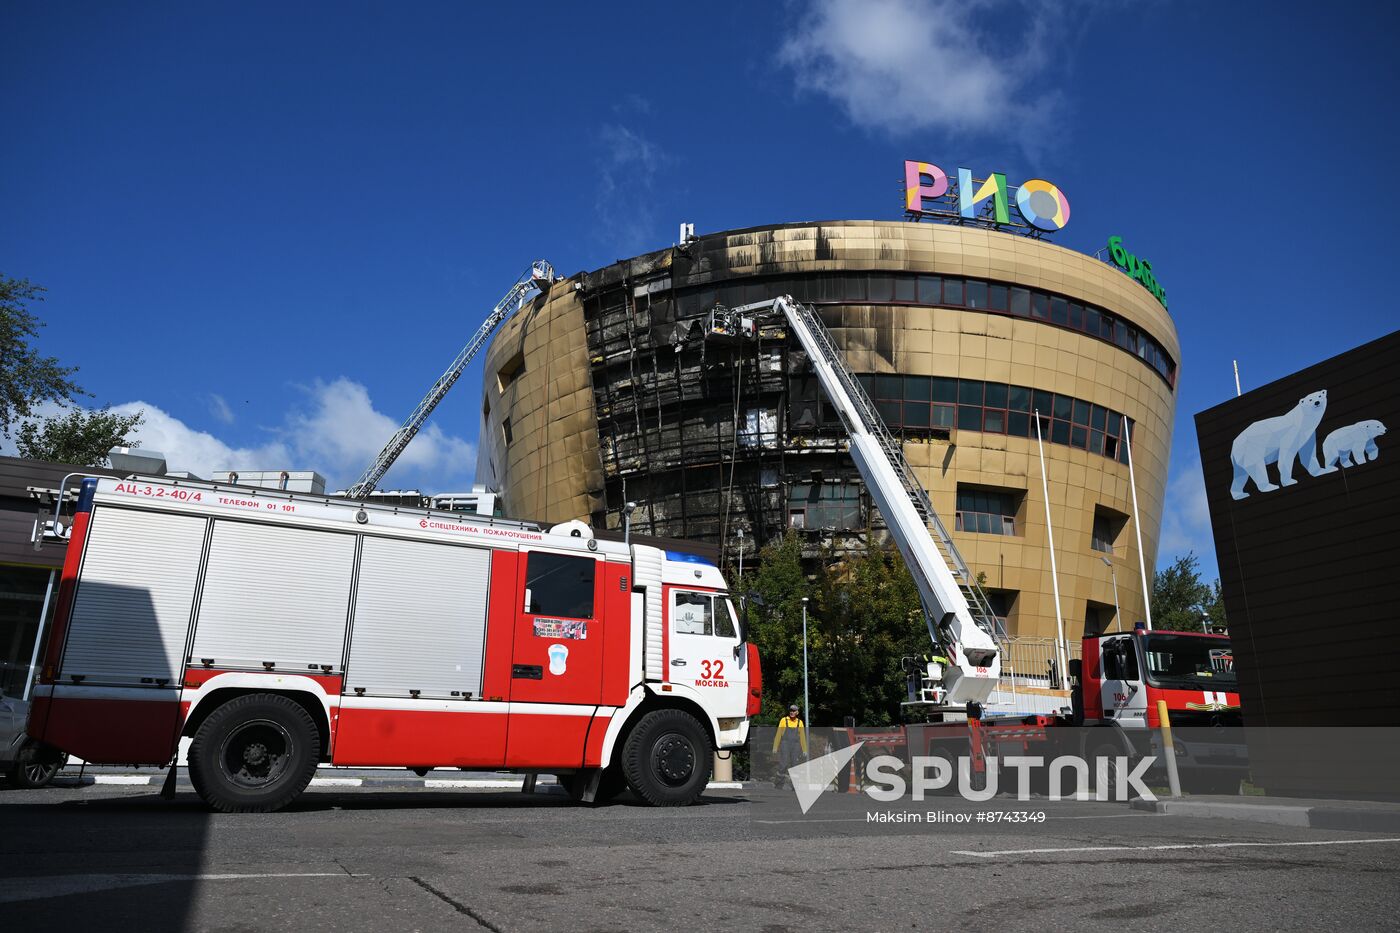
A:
[[671, 659, 686, 666]]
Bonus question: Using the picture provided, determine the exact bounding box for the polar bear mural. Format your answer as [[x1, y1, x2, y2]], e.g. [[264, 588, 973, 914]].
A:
[[1230, 389, 1334, 500], [1322, 419, 1387, 469]]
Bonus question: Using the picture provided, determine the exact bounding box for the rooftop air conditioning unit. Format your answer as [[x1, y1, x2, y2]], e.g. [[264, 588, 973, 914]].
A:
[[107, 446, 168, 475]]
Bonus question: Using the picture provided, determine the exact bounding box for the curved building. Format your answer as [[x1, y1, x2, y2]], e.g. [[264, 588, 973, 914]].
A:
[[476, 221, 1178, 645]]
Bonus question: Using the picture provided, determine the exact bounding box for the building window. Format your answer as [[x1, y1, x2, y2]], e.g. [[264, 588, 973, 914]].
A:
[[955, 487, 1020, 536], [524, 552, 596, 619], [689, 271, 1178, 386], [0, 566, 55, 697], [984, 590, 1017, 635], [497, 349, 526, 393], [852, 374, 1135, 465], [501, 417, 513, 446], [740, 408, 779, 448], [788, 482, 861, 530], [1091, 507, 1128, 554]]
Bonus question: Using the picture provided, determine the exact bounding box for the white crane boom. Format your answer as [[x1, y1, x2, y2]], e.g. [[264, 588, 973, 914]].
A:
[[718, 296, 1002, 707], [345, 260, 557, 500]]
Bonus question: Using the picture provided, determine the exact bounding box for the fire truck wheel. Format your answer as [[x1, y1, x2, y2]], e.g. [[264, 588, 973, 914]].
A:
[[1089, 740, 1137, 799], [621, 709, 710, 807], [188, 693, 320, 813]]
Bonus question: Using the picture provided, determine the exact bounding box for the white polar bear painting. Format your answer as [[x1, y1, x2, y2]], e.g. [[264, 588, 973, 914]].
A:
[[1230, 390, 1335, 499], [1322, 420, 1387, 469]]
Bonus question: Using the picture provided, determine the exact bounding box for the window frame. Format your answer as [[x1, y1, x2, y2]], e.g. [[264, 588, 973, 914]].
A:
[[523, 551, 598, 620]]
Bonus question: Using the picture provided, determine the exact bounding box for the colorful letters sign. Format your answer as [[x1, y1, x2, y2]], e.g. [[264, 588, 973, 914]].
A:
[[904, 160, 1070, 233]]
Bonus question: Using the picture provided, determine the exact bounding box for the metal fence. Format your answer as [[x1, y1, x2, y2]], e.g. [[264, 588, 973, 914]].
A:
[[997, 636, 1081, 692]]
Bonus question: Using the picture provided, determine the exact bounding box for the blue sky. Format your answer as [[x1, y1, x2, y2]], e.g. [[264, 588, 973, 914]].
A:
[[4, 1, 1398, 580]]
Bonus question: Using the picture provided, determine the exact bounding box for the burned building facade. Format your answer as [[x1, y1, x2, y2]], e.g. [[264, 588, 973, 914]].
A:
[[476, 221, 1179, 642]]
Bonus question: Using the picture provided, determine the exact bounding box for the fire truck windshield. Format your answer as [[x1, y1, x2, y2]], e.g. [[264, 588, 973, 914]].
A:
[[1142, 634, 1237, 690]]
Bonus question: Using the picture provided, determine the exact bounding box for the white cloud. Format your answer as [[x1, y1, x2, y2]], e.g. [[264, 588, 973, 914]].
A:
[[778, 0, 1064, 138], [112, 401, 289, 478], [1158, 459, 1215, 569], [102, 378, 475, 492], [595, 123, 667, 255], [208, 394, 235, 425]]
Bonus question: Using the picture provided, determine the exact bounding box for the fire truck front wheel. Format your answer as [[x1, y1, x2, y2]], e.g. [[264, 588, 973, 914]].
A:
[[621, 709, 710, 807], [188, 693, 321, 813]]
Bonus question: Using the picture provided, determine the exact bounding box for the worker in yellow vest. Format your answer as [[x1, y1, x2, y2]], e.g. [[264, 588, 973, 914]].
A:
[[771, 703, 808, 787]]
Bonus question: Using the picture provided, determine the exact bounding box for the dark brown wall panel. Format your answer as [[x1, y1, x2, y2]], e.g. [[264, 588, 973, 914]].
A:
[[1196, 330, 1400, 727]]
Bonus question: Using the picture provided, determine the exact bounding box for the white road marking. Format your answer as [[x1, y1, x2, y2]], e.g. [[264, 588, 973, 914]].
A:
[[0, 873, 352, 905], [424, 779, 542, 789], [952, 837, 1400, 858], [754, 813, 1147, 825], [91, 776, 152, 785], [309, 778, 363, 787]]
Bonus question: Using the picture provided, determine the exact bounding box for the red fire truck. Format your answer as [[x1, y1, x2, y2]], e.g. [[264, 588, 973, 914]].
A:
[[843, 628, 1246, 794], [27, 475, 759, 812]]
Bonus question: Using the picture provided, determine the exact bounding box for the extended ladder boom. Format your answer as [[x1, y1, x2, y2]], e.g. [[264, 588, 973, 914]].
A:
[[346, 261, 557, 499], [724, 296, 1002, 707]]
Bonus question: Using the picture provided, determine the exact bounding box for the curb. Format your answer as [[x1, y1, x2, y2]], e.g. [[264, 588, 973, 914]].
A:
[[53, 773, 751, 792], [1131, 797, 1400, 832]]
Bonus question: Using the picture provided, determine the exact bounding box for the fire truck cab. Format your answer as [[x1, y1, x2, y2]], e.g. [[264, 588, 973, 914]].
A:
[[1075, 627, 1246, 792], [26, 476, 759, 812]]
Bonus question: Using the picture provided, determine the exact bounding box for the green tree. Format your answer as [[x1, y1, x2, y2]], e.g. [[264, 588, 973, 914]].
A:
[[741, 533, 928, 726], [1152, 552, 1227, 632], [0, 276, 86, 437], [16, 407, 145, 467], [741, 531, 813, 723], [814, 543, 927, 725]]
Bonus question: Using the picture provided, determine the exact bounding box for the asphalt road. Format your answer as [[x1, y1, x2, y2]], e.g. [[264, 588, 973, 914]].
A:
[[3, 783, 1398, 932]]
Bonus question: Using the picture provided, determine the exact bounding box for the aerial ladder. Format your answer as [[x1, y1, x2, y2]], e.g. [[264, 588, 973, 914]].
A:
[[344, 261, 558, 500], [710, 296, 1003, 710]]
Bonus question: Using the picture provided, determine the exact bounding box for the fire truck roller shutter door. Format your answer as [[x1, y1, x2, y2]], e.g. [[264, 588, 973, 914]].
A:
[[60, 507, 207, 686], [190, 521, 356, 672], [346, 536, 492, 699]]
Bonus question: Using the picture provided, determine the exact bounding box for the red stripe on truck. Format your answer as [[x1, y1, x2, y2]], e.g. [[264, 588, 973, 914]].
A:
[[333, 706, 508, 768], [504, 712, 592, 769], [36, 693, 182, 765]]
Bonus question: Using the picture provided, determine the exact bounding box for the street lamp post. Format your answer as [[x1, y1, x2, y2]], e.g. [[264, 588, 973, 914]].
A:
[[801, 596, 810, 727], [1100, 555, 1121, 633]]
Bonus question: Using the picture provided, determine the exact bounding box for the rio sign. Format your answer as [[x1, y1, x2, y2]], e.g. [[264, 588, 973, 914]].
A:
[[903, 160, 1070, 234]]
